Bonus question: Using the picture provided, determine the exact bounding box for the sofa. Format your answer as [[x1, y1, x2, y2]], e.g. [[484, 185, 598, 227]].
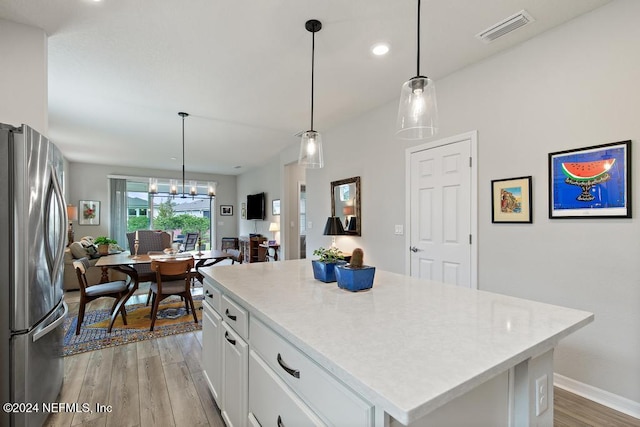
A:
[[63, 237, 125, 291]]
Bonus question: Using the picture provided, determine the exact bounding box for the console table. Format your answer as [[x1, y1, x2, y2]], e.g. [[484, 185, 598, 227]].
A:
[[259, 243, 280, 261], [200, 260, 593, 427]]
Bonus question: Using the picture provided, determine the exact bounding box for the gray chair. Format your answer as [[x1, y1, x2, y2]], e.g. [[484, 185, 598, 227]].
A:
[[183, 232, 199, 251], [126, 230, 172, 283], [73, 257, 133, 335]]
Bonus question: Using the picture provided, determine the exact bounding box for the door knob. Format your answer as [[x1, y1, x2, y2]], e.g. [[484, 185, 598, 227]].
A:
[[410, 246, 421, 253]]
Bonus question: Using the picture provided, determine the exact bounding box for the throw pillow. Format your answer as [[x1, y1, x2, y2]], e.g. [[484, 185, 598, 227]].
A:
[[79, 238, 99, 258], [69, 242, 88, 259]]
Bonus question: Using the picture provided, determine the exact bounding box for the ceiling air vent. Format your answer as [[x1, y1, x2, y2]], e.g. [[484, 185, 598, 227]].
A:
[[475, 10, 535, 43]]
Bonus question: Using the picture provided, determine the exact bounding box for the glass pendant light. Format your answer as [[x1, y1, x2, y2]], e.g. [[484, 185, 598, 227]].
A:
[[149, 177, 158, 195], [207, 182, 217, 198], [396, 0, 439, 140], [298, 19, 324, 169], [169, 179, 178, 197]]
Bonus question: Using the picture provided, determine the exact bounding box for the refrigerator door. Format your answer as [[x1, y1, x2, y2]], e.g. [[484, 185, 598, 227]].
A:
[[11, 125, 67, 332], [11, 300, 67, 427]]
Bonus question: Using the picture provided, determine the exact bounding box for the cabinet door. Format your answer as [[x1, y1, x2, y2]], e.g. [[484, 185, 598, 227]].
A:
[[202, 302, 223, 407], [222, 322, 248, 427], [249, 350, 326, 427]]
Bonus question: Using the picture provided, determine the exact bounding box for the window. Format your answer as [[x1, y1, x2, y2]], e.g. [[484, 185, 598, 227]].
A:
[[124, 180, 215, 250]]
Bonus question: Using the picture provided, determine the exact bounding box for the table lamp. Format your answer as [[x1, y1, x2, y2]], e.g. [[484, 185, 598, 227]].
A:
[[66, 205, 78, 246], [323, 216, 345, 247], [342, 205, 354, 228], [268, 222, 280, 243]]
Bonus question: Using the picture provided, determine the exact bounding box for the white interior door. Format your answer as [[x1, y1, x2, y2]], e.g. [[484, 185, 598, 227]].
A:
[[407, 132, 477, 288]]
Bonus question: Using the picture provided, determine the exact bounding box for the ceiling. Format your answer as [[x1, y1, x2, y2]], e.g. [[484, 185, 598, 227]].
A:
[[0, 0, 610, 175]]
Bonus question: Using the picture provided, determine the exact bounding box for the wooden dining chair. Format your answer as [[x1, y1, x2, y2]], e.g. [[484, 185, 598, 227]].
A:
[[149, 257, 197, 331], [73, 257, 133, 335]]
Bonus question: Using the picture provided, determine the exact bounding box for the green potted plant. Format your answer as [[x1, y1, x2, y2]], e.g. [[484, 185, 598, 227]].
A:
[[94, 236, 117, 255], [311, 247, 346, 283], [335, 248, 375, 291]]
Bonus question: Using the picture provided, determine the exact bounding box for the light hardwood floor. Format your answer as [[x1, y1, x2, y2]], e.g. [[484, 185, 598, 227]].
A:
[[49, 291, 640, 427]]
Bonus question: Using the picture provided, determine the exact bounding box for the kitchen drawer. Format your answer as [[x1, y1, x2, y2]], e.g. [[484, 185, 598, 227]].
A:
[[248, 350, 326, 427], [222, 294, 248, 340], [250, 318, 373, 426], [203, 278, 222, 313]]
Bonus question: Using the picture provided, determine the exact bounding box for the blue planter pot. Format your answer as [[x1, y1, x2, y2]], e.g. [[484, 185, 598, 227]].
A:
[[312, 260, 346, 283], [335, 265, 376, 292]]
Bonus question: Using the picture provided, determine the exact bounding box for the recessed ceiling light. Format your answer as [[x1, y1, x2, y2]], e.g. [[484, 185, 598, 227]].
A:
[[371, 43, 390, 56]]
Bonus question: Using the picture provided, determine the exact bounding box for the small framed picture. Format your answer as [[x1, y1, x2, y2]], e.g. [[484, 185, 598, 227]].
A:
[[241, 202, 246, 219], [549, 140, 631, 218], [272, 199, 281, 216], [491, 176, 533, 223], [79, 200, 100, 225], [220, 205, 233, 216]]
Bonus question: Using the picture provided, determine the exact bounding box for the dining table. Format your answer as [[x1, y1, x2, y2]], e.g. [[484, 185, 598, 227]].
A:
[[94, 249, 234, 332]]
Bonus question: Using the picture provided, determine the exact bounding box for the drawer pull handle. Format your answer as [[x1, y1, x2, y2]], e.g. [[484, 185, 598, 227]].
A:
[[225, 308, 237, 321], [224, 331, 236, 346], [277, 415, 285, 427], [205, 290, 213, 298], [277, 353, 300, 379]]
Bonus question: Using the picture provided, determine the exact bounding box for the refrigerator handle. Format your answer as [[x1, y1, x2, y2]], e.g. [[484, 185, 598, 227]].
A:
[[33, 301, 68, 342], [47, 169, 67, 281]]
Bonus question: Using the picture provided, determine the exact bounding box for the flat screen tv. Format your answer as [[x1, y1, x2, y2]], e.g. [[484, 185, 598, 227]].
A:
[[246, 192, 265, 220]]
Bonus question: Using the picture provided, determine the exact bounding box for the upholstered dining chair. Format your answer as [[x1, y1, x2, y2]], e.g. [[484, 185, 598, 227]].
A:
[[73, 257, 133, 335], [126, 230, 172, 283], [149, 257, 198, 331]]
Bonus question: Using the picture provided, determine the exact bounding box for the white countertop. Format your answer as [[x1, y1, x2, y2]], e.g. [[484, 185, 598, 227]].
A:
[[202, 259, 593, 424]]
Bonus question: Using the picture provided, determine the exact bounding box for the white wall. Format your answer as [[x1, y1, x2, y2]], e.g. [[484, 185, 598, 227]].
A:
[[236, 155, 282, 238], [0, 19, 47, 134], [245, 0, 640, 410], [436, 0, 640, 405], [68, 162, 237, 249]]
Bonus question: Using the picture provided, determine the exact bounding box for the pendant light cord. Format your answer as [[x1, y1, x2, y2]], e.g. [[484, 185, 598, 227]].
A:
[[182, 114, 185, 197], [179, 112, 188, 198], [310, 29, 315, 131], [416, 0, 421, 77]]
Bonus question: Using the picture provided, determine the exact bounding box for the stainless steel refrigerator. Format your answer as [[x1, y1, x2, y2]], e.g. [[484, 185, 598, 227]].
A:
[[1, 123, 68, 427]]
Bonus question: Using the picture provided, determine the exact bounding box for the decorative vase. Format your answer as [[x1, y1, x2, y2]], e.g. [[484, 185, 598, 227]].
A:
[[335, 265, 376, 292], [312, 260, 346, 283], [98, 244, 109, 255]]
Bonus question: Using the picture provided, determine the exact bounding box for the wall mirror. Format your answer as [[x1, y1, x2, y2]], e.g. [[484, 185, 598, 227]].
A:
[[331, 176, 361, 236]]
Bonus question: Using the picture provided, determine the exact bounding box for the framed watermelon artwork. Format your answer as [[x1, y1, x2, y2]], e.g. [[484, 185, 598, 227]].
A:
[[549, 140, 631, 218]]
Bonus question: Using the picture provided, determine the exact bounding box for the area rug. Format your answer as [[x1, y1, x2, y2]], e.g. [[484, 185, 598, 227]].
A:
[[63, 295, 203, 356]]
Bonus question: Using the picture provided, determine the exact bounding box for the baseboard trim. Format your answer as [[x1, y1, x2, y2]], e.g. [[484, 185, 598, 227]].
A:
[[554, 374, 640, 420]]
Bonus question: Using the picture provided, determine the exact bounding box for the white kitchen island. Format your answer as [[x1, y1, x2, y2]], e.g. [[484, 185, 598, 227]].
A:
[[201, 259, 593, 427]]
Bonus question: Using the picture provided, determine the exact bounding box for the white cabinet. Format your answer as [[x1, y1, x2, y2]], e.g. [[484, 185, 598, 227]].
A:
[[250, 317, 373, 426], [248, 350, 325, 427], [202, 301, 222, 406], [221, 322, 248, 427], [203, 276, 373, 427], [202, 278, 248, 427]]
